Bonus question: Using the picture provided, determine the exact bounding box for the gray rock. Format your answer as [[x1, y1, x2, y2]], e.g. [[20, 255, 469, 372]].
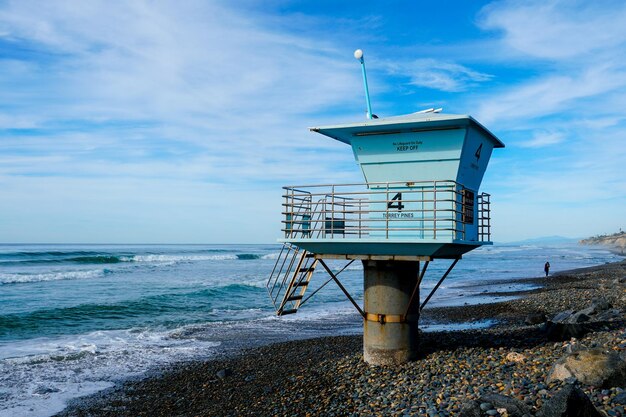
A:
[[525, 313, 547, 325], [459, 400, 482, 417], [577, 306, 596, 316], [565, 343, 585, 354], [537, 384, 603, 417], [480, 402, 493, 411], [547, 348, 626, 388], [568, 312, 591, 323], [543, 321, 588, 341], [591, 297, 611, 312], [544, 309, 594, 341], [216, 368, 233, 379], [479, 393, 532, 417], [577, 299, 612, 317], [552, 310, 575, 322], [595, 308, 622, 322], [550, 308, 595, 324]]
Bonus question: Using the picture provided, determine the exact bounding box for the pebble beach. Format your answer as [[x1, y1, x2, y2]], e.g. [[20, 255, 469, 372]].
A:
[[56, 260, 626, 417]]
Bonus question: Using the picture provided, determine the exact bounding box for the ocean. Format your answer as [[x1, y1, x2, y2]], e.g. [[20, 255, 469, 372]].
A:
[[0, 243, 621, 416]]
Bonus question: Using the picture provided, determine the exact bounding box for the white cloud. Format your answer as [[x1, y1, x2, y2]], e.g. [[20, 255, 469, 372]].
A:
[[475, 65, 626, 126], [386, 58, 492, 92], [519, 131, 565, 148], [0, 0, 371, 242], [479, 0, 626, 60], [473, 0, 626, 240], [1, 0, 624, 243], [0, 1, 363, 180], [474, 0, 626, 127]]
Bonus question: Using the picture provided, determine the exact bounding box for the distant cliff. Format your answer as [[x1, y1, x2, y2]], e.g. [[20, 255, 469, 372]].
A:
[[580, 231, 626, 255]]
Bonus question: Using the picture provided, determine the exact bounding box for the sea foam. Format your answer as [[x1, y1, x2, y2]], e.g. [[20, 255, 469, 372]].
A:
[[0, 269, 104, 284]]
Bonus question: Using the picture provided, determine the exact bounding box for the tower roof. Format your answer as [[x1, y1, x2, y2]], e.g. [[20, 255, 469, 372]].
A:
[[310, 112, 505, 148]]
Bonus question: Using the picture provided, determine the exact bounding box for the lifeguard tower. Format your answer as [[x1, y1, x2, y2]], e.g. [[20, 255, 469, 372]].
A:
[[267, 51, 504, 365]]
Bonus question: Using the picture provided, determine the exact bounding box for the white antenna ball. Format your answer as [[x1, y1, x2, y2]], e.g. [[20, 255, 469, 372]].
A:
[[354, 49, 363, 60]]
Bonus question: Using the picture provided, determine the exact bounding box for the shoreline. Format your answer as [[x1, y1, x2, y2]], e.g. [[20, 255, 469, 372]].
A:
[[56, 260, 626, 416], [422, 260, 626, 326]]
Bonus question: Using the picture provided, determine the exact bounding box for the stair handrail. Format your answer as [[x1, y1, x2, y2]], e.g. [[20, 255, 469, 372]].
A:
[[277, 249, 309, 313], [267, 244, 296, 309]]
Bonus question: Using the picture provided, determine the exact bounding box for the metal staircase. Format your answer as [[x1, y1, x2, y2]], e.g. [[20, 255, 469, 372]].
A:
[[266, 243, 318, 316]]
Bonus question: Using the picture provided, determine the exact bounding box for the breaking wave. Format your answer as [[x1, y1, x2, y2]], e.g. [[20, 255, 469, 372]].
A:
[[0, 269, 105, 285]]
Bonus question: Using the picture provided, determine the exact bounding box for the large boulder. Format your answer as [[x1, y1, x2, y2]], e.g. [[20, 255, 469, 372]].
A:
[[594, 308, 622, 322], [551, 310, 590, 324], [458, 400, 482, 417], [478, 393, 531, 417], [543, 321, 588, 341], [543, 299, 621, 341], [536, 384, 602, 417], [578, 298, 618, 321], [551, 310, 574, 322], [543, 310, 591, 341], [525, 313, 547, 325], [580, 298, 611, 316], [590, 297, 611, 312], [547, 348, 626, 388]]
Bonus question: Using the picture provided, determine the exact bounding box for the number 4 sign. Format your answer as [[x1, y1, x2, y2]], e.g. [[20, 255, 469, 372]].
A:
[[387, 192, 405, 211]]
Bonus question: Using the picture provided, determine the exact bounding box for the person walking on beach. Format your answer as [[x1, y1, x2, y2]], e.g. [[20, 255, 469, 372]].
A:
[[544, 261, 550, 277]]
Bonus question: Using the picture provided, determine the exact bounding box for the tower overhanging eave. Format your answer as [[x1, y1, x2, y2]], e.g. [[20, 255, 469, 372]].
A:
[[309, 113, 505, 149]]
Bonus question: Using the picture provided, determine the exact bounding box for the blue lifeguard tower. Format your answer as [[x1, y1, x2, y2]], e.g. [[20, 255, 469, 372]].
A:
[[267, 51, 504, 365]]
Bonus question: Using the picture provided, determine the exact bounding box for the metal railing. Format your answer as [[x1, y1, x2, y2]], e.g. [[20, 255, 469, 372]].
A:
[[478, 193, 491, 242], [282, 180, 492, 242]]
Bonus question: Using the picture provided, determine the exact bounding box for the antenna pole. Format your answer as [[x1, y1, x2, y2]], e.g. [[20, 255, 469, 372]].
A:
[[354, 49, 373, 120]]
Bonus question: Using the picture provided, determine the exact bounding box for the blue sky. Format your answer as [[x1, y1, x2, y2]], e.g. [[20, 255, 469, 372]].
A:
[[0, 0, 624, 243]]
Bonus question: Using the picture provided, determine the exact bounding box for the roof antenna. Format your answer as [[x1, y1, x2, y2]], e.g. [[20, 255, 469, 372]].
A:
[[416, 108, 443, 114], [354, 49, 376, 120]]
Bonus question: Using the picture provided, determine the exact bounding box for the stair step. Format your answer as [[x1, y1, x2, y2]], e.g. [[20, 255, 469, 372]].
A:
[[286, 295, 303, 302], [295, 281, 309, 287], [305, 253, 316, 258], [278, 308, 298, 316], [299, 267, 315, 273]]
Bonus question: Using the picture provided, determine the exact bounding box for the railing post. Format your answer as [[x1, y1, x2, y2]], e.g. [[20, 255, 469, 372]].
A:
[[461, 187, 464, 240], [292, 188, 296, 238], [358, 195, 362, 238], [487, 196, 489, 241], [331, 185, 335, 239], [486, 196, 489, 241], [456, 184, 461, 241], [385, 183, 389, 239], [322, 197, 326, 239], [480, 193, 484, 241], [433, 181, 437, 240], [461, 184, 465, 241], [286, 188, 291, 238], [478, 194, 482, 241], [342, 194, 346, 237], [420, 187, 424, 239]]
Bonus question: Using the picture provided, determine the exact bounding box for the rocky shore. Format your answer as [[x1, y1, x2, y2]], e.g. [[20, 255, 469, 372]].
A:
[[57, 260, 626, 417]]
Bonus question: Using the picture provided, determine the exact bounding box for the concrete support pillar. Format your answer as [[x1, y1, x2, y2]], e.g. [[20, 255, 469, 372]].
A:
[[363, 260, 420, 365]]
